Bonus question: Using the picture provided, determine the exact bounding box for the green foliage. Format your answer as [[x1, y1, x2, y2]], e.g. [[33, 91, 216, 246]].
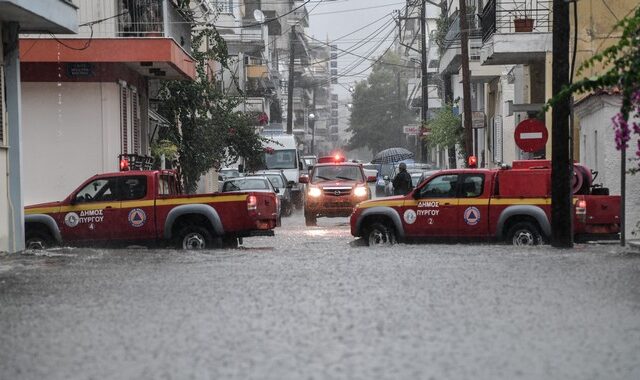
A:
[[347, 51, 418, 154], [427, 104, 462, 149], [150, 139, 178, 166], [434, 9, 451, 56], [157, 27, 267, 193]]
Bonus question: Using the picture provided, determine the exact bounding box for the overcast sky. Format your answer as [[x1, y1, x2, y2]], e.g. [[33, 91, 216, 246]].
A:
[[307, 0, 406, 99]]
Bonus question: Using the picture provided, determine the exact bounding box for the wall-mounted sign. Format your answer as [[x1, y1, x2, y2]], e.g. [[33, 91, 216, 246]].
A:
[[403, 125, 420, 135], [472, 111, 485, 129], [66, 63, 95, 78]]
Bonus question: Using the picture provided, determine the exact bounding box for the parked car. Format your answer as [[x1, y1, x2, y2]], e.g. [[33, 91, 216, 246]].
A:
[[221, 176, 282, 226], [248, 170, 294, 217], [219, 168, 241, 180]]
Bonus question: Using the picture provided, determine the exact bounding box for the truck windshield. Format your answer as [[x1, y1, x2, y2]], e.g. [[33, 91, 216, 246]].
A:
[[264, 149, 297, 169], [312, 165, 364, 182]]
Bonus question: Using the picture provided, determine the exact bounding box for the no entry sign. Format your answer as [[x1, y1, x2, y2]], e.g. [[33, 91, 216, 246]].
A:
[[515, 119, 548, 152]]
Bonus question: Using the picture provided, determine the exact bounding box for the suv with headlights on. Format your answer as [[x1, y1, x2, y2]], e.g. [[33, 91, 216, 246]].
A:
[[299, 156, 376, 226]]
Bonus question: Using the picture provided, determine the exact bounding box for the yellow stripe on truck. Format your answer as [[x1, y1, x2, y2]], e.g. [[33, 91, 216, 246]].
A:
[[25, 195, 249, 215], [356, 197, 552, 209]]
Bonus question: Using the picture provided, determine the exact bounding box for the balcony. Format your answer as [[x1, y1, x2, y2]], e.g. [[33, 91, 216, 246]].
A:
[[70, 0, 192, 52], [479, 0, 552, 65], [246, 64, 269, 79], [438, 10, 483, 75], [224, 26, 265, 55]]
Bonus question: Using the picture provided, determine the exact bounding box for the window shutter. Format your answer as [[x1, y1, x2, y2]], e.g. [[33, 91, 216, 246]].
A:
[[132, 89, 140, 154], [120, 85, 128, 153], [494, 116, 503, 163], [0, 65, 5, 146]]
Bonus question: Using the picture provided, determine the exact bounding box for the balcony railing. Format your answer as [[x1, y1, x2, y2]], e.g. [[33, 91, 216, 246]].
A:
[[443, 10, 483, 50], [480, 0, 552, 42], [75, 0, 192, 51]]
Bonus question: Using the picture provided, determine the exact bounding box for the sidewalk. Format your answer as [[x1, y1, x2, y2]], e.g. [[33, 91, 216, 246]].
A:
[[628, 239, 640, 251]]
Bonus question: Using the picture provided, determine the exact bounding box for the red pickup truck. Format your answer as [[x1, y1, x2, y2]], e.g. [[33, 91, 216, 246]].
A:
[[24, 169, 278, 250], [351, 160, 620, 246]]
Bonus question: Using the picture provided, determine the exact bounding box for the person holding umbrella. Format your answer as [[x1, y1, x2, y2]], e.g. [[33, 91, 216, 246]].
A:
[[392, 162, 413, 195]]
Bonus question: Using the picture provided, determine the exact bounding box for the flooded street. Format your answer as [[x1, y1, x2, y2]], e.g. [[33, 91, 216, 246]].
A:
[[1, 213, 640, 379]]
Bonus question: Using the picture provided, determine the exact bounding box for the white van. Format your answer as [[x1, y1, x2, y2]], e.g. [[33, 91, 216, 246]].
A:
[[261, 133, 304, 209]]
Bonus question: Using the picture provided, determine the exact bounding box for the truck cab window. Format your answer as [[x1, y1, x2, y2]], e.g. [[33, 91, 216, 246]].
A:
[[418, 175, 459, 198], [121, 177, 147, 200], [75, 178, 118, 203], [460, 175, 484, 198]]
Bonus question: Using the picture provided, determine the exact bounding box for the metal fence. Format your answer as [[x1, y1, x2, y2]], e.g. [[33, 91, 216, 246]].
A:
[[480, 0, 552, 42]]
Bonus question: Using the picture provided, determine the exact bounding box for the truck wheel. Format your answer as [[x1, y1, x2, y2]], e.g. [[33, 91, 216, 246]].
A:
[[365, 222, 396, 246], [177, 225, 214, 250], [25, 230, 53, 250], [507, 221, 542, 246], [304, 210, 317, 227], [282, 202, 293, 217]]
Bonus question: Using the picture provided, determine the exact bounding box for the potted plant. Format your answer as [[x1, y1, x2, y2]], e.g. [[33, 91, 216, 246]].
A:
[[513, 0, 534, 32]]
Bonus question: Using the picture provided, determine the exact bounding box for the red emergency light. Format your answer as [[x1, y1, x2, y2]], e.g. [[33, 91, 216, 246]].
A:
[[120, 158, 130, 171], [468, 155, 478, 168], [317, 155, 346, 163]]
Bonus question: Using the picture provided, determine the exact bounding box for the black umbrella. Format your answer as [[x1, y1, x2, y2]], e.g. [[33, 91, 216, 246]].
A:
[[371, 147, 414, 164]]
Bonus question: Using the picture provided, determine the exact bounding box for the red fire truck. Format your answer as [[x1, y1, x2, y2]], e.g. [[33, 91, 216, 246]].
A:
[[350, 160, 620, 246], [24, 165, 278, 250]]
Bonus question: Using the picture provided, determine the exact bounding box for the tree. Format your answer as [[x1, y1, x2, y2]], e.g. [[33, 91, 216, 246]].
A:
[[347, 52, 417, 154], [427, 103, 463, 153], [157, 28, 267, 193]]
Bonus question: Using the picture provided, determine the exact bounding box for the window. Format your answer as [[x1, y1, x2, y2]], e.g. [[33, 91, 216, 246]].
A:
[[75, 178, 119, 203], [459, 174, 484, 198], [158, 174, 179, 196], [120, 176, 147, 200], [264, 149, 297, 169], [418, 174, 459, 198], [312, 165, 363, 182], [266, 175, 285, 188]]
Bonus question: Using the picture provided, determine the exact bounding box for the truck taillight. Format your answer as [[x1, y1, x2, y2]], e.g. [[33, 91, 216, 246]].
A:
[[247, 195, 258, 213], [576, 199, 587, 223]]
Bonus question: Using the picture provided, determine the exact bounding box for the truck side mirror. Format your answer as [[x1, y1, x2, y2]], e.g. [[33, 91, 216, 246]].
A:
[[299, 175, 309, 184], [287, 180, 295, 188]]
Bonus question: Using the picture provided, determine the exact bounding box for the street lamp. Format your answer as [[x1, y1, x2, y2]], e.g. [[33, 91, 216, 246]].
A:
[[309, 113, 316, 155]]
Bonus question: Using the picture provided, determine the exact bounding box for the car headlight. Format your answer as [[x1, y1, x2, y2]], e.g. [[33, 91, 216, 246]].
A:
[[354, 186, 368, 197], [308, 187, 322, 197]]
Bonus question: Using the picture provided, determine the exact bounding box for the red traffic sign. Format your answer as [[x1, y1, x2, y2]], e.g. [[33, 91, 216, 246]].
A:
[[515, 119, 548, 152]]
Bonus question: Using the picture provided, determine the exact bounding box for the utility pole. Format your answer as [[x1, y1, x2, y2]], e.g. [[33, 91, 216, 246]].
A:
[[286, 25, 296, 135], [458, 0, 472, 164], [551, 0, 572, 248], [419, 0, 428, 162]]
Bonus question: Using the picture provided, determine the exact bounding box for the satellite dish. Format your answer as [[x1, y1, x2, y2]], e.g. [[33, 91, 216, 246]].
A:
[[253, 9, 265, 23]]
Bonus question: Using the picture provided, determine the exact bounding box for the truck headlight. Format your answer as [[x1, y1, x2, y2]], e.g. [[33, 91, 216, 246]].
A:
[[308, 187, 322, 197], [354, 186, 368, 197]]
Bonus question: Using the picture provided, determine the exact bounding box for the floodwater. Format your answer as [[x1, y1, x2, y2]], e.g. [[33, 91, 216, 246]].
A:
[[1, 213, 639, 380]]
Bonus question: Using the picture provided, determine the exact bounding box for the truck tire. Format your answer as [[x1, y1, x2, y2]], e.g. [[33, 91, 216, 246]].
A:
[[282, 201, 293, 217], [507, 221, 542, 246], [177, 225, 216, 250], [304, 210, 317, 226], [365, 222, 396, 246], [25, 230, 54, 250]]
